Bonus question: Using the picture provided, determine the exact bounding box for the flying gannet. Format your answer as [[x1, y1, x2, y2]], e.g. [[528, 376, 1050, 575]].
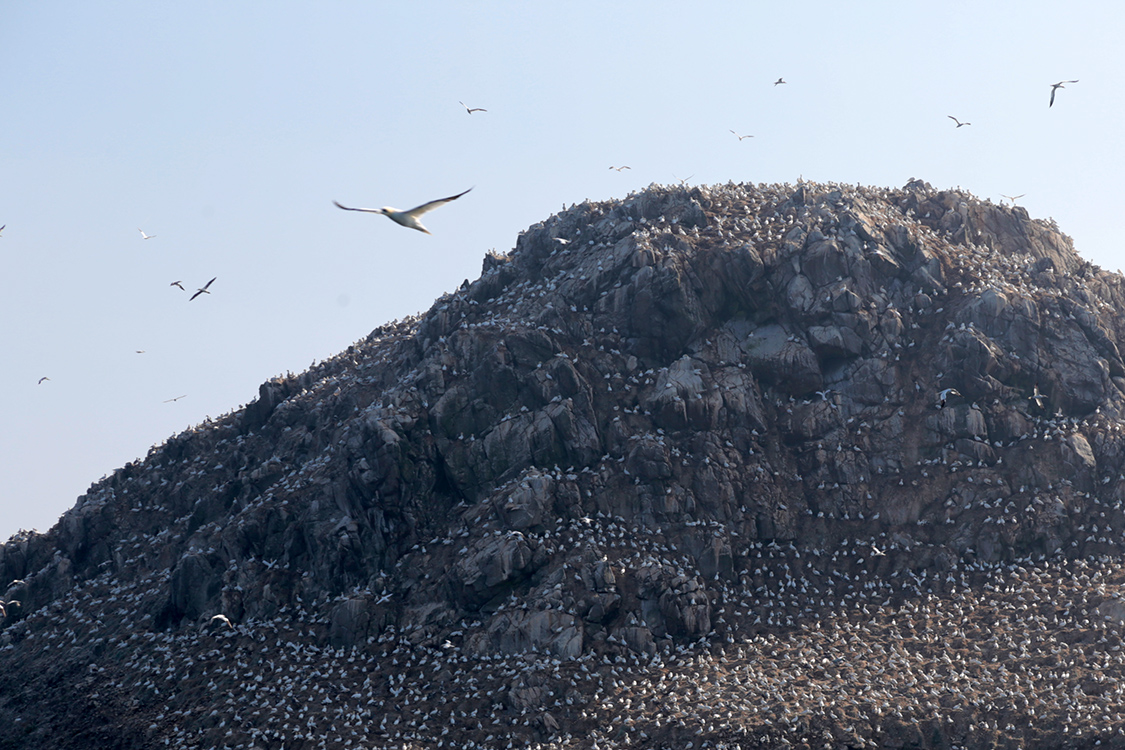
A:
[[209, 614, 234, 629], [774, 78, 786, 86], [937, 387, 961, 409], [609, 166, 631, 171], [459, 101, 487, 114], [333, 188, 472, 235], [164, 395, 187, 403], [947, 116, 970, 128], [37, 377, 49, 385], [1049, 80, 1078, 107], [1029, 384, 1046, 409], [0, 225, 5, 236], [170, 280, 185, 290], [1001, 194, 1026, 205], [138, 228, 156, 240], [729, 130, 754, 141], [190, 277, 216, 301]]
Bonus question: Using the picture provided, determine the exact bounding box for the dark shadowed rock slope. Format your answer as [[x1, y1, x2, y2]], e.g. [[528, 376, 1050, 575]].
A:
[[6, 179, 1125, 749]]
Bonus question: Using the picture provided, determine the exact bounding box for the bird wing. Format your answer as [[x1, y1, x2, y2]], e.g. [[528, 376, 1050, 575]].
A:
[[1049, 88, 1056, 107], [333, 201, 384, 214], [201, 277, 216, 291], [404, 188, 473, 218]]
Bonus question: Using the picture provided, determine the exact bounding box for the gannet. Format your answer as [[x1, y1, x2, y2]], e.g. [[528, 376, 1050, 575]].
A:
[[0, 225, 5, 236], [871, 545, 885, 557], [672, 174, 694, 186], [333, 187, 472, 235], [608, 166, 631, 171], [138, 228, 156, 240], [947, 116, 970, 128], [459, 101, 486, 114], [729, 130, 754, 141], [1000, 194, 1026, 205], [1029, 384, 1046, 409], [1049, 80, 1078, 107], [163, 395, 187, 403], [209, 614, 234, 629], [190, 277, 216, 301], [170, 280, 185, 290], [37, 377, 49, 385], [774, 77, 786, 85], [937, 387, 961, 409]]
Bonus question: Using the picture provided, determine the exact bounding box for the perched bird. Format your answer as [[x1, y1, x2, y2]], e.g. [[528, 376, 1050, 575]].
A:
[[170, 280, 185, 291], [138, 228, 156, 240], [37, 377, 50, 385], [334, 188, 472, 235], [163, 395, 187, 403], [209, 614, 234, 629], [190, 277, 216, 301], [609, 166, 631, 171], [1029, 384, 1046, 409], [947, 116, 970, 128], [774, 77, 786, 85], [459, 101, 486, 114], [937, 387, 961, 409], [729, 130, 754, 141], [1049, 80, 1078, 107]]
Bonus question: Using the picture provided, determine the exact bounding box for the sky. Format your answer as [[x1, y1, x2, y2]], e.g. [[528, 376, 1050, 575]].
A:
[[1, 1, 1123, 540]]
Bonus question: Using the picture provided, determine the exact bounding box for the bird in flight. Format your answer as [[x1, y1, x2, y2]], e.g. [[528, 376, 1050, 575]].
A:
[[937, 387, 961, 409], [138, 228, 156, 240], [190, 277, 216, 301], [333, 188, 472, 235], [135, 350, 145, 354], [170, 280, 185, 291], [1000, 193, 1026, 205], [0, 225, 5, 236], [37, 377, 50, 385], [209, 614, 234, 629], [729, 130, 754, 141], [773, 78, 786, 86], [163, 395, 187, 403], [608, 166, 631, 171], [459, 101, 487, 114], [947, 116, 970, 128], [1029, 384, 1046, 409], [1049, 80, 1078, 107], [672, 174, 694, 186]]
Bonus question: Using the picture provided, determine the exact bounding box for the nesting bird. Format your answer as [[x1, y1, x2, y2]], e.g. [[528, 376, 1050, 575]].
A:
[[333, 188, 472, 235]]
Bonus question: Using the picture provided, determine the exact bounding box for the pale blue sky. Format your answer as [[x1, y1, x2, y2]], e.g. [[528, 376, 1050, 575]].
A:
[[1, 1, 1121, 539]]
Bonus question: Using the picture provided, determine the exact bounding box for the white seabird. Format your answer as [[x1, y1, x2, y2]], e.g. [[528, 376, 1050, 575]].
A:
[[190, 277, 216, 301], [937, 387, 961, 409], [947, 116, 970, 128], [729, 130, 754, 141], [163, 394, 187, 403], [170, 280, 185, 290], [774, 77, 786, 86], [1029, 384, 1046, 409], [37, 377, 50, 385], [1000, 194, 1026, 205], [459, 101, 486, 114], [1049, 80, 1078, 107], [209, 613, 234, 629], [138, 228, 156, 240], [608, 166, 631, 171], [333, 188, 472, 235]]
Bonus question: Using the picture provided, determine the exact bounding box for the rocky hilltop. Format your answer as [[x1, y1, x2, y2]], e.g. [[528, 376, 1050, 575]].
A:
[[4, 179, 1125, 749]]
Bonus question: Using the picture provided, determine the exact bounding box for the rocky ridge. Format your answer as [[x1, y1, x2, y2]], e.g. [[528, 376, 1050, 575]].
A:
[[4, 179, 1125, 748]]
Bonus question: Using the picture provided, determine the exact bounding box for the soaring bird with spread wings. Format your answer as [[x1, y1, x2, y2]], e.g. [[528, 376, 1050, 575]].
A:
[[333, 188, 472, 235]]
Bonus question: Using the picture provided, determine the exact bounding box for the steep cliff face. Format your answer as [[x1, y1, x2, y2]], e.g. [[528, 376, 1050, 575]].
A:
[[4, 179, 1125, 749]]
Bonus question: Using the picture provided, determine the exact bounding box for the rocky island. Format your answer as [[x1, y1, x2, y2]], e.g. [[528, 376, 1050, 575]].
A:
[[3, 178, 1125, 749]]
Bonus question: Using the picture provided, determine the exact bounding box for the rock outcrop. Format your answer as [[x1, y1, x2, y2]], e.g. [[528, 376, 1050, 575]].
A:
[[3, 178, 1125, 749]]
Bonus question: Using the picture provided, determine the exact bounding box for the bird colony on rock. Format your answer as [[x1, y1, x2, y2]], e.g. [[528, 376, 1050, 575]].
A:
[[4, 178, 1125, 750]]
